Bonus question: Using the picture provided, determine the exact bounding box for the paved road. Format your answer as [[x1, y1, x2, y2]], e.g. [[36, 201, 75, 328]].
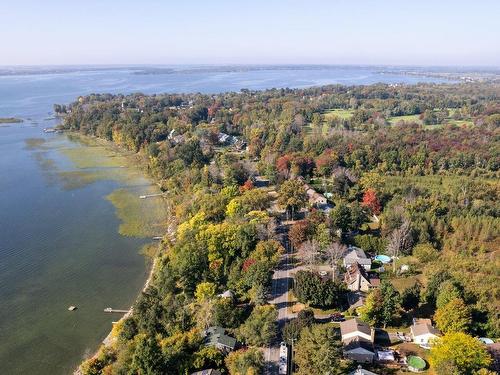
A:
[[265, 227, 296, 373]]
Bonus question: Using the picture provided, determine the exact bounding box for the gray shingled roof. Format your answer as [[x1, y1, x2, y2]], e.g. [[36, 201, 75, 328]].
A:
[[191, 369, 222, 375], [204, 326, 237, 349], [344, 248, 371, 265], [340, 318, 372, 337], [411, 323, 440, 337]]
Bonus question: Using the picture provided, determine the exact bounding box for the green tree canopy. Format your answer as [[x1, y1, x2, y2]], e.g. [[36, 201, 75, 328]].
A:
[[294, 324, 343, 375], [225, 348, 264, 375], [277, 179, 307, 219], [359, 281, 400, 328], [237, 305, 278, 346], [130, 335, 165, 375], [429, 332, 492, 375], [434, 298, 472, 334]]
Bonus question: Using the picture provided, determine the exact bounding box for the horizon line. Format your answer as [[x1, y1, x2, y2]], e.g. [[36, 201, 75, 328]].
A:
[[1, 63, 500, 69]]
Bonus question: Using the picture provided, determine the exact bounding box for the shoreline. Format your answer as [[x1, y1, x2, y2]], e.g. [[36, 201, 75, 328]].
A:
[[73, 232, 166, 374], [101, 255, 158, 347], [68, 133, 171, 374]]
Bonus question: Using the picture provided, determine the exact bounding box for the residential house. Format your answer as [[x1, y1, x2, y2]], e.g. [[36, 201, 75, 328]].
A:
[[349, 366, 378, 375], [343, 246, 372, 270], [305, 186, 328, 206], [217, 290, 234, 299], [410, 318, 441, 348], [344, 263, 380, 292], [347, 291, 366, 310], [204, 326, 237, 353], [340, 318, 375, 363], [191, 370, 222, 375]]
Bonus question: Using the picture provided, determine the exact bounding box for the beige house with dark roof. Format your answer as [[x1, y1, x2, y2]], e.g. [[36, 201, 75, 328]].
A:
[[340, 318, 375, 363], [344, 263, 380, 292]]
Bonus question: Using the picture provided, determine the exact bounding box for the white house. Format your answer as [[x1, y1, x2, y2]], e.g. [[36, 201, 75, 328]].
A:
[[343, 246, 372, 270], [410, 319, 441, 348]]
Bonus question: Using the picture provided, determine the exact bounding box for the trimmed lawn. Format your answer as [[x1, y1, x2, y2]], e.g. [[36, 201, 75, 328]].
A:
[[390, 274, 425, 293]]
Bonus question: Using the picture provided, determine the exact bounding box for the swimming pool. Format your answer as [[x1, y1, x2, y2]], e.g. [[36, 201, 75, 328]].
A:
[[375, 254, 392, 263]]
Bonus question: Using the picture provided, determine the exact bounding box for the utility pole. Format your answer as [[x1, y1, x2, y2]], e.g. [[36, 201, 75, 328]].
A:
[[289, 338, 295, 375]]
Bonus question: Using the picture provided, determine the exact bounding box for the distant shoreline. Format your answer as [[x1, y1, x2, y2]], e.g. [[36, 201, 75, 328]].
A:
[[0, 117, 23, 124]]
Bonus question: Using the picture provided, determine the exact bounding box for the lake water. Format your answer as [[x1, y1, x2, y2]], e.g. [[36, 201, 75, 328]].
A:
[[0, 66, 450, 374]]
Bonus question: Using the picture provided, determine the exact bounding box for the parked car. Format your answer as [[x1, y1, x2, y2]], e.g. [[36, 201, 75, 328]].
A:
[[331, 312, 345, 322]]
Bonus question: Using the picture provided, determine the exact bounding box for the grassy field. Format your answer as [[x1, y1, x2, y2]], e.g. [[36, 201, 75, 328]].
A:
[[388, 108, 474, 129], [388, 114, 422, 125], [323, 108, 354, 120]]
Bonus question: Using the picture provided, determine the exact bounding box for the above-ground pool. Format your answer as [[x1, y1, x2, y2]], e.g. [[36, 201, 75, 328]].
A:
[[479, 337, 494, 344], [375, 255, 392, 263], [408, 356, 427, 372]]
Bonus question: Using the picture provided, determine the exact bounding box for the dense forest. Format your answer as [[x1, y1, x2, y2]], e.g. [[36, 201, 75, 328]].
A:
[[58, 82, 499, 375]]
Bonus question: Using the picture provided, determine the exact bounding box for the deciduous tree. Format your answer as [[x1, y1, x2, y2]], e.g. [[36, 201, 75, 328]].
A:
[[434, 298, 472, 334], [429, 332, 492, 375]]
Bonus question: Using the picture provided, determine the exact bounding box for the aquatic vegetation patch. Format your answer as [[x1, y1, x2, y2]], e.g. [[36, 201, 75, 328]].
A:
[[24, 138, 47, 149], [140, 242, 161, 258], [61, 146, 129, 169], [57, 170, 107, 190], [106, 188, 168, 238]]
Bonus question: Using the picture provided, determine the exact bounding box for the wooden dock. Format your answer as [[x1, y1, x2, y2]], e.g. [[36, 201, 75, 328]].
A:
[[139, 193, 165, 199], [104, 307, 129, 313]]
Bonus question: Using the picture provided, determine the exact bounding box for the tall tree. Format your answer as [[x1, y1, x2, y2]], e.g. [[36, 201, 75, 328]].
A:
[[429, 332, 492, 375], [323, 241, 346, 281], [362, 188, 382, 216], [225, 348, 264, 375], [298, 239, 320, 267], [237, 305, 278, 346], [294, 324, 343, 375], [130, 335, 165, 375], [359, 281, 400, 328], [434, 298, 472, 334], [387, 218, 413, 272], [278, 179, 307, 220]]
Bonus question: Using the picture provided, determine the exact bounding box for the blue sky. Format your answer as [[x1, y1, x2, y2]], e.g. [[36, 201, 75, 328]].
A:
[[1, 0, 499, 66]]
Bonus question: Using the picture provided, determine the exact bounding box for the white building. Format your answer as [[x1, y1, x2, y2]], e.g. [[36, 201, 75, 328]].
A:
[[410, 319, 441, 348]]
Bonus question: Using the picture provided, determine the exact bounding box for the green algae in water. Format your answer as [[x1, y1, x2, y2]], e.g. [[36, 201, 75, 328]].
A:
[[61, 146, 129, 169], [25, 138, 47, 149], [140, 242, 161, 258], [26, 133, 169, 238], [106, 189, 168, 238]]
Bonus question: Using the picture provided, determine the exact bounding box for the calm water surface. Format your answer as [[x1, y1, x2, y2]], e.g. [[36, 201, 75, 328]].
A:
[[0, 66, 449, 374]]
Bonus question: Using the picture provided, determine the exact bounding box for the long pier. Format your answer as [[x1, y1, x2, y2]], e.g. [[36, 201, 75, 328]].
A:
[[104, 307, 129, 313], [139, 193, 165, 199]]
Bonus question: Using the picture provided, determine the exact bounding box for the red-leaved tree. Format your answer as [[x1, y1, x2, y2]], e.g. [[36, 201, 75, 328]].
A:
[[361, 188, 381, 215]]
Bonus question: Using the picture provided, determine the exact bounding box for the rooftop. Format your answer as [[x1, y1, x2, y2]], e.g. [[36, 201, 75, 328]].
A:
[[411, 322, 440, 337], [340, 318, 372, 338]]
